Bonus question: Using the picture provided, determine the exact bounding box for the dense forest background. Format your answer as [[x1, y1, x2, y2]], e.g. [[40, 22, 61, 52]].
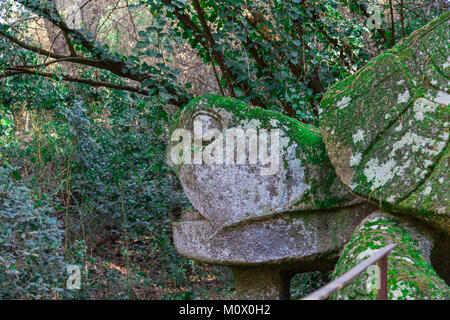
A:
[[0, 0, 447, 299]]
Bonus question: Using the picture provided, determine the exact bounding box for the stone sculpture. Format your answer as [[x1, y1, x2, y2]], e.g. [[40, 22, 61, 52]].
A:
[[167, 94, 375, 299], [166, 12, 449, 299]]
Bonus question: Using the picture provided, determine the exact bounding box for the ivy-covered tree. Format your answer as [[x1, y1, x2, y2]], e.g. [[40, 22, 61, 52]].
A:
[[1, 0, 446, 123]]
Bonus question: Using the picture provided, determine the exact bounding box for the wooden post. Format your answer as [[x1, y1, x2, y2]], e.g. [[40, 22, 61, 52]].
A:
[[232, 266, 292, 300], [302, 244, 396, 300], [377, 255, 388, 300]]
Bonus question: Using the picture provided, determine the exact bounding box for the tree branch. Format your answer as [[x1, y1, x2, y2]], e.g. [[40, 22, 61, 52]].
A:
[[0, 67, 145, 93], [389, 0, 395, 47], [4, 0, 192, 107], [191, 0, 234, 97]]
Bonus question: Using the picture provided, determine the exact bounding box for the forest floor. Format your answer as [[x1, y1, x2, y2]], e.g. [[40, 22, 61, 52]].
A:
[[67, 222, 236, 300]]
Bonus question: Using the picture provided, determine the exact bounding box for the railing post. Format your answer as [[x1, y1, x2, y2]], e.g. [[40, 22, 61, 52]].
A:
[[301, 243, 396, 300], [377, 255, 388, 300]]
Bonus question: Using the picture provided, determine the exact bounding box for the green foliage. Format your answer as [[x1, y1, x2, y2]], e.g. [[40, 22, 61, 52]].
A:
[[59, 93, 187, 233], [0, 165, 66, 299], [0, 0, 446, 300], [141, 0, 369, 123], [290, 271, 331, 299], [343, 0, 445, 48], [0, 74, 232, 299], [2, 0, 445, 124]]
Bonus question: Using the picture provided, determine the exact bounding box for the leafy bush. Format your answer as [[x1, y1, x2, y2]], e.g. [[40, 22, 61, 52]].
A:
[[290, 271, 331, 299], [0, 165, 66, 299]]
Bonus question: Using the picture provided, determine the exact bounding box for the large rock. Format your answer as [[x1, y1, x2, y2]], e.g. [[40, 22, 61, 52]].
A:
[[330, 211, 449, 300], [319, 13, 450, 234]]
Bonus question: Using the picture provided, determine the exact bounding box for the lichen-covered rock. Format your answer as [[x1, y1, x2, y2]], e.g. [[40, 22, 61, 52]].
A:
[[330, 211, 449, 300], [168, 94, 356, 229], [319, 13, 450, 233]]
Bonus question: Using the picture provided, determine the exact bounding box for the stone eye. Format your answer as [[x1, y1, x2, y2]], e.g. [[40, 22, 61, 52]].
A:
[[192, 112, 222, 146]]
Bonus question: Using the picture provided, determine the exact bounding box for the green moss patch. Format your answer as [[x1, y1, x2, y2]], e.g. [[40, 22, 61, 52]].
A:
[[319, 13, 450, 233], [330, 211, 449, 300]]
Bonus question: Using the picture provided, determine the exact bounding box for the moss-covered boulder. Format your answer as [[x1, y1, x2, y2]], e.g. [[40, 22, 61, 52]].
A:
[[330, 211, 449, 300], [319, 13, 450, 234], [167, 94, 357, 229]]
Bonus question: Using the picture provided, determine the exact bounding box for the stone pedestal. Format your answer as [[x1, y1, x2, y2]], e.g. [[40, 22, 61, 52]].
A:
[[231, 266, 292, 300], [173, 203, 375, 265]]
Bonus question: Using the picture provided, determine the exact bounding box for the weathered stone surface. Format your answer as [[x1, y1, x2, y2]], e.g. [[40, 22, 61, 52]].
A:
[[330, 211, 449, 300], [231, 266, 292, 300], [319, 13, 450, 233], [168, 94, 356, 230], [168, 94, 377, 299], [173, 203, 375, 265]]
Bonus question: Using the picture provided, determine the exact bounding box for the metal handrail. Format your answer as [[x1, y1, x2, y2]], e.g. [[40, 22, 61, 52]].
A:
[[301, 243, 397, 300]]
